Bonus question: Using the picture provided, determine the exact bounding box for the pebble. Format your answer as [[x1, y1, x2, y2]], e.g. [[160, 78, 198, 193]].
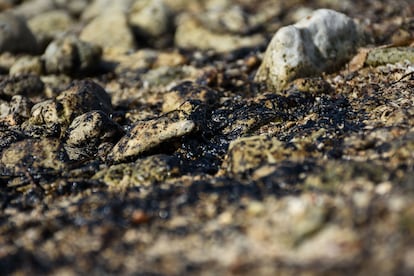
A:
[[255, 9, 366, 91], [94, 154, 181, 187], [11, 0, 55, 19], [28, 10, 74, 50], [108, 110, 195, 162], [64, 110, 123, 160], [0, 138, 69, 177], [65, 111, 122, 148], [0, 74, 44, 98], [9, 56, 44, 76], [129, 0, 173, 48], [0, 12, 38, 54], [22, 80, 112, 137], [175, 13, 265, 52], [43, 35, 102, 75], [80, 11, 136, 53], [365, 47, 414, 67]]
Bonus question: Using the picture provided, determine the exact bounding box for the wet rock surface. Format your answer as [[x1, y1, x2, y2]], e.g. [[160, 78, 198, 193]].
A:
[[0, 1, 414, 275]]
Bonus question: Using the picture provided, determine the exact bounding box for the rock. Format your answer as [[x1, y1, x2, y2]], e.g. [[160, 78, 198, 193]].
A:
[[198, 5, 255, 35], [54, 0, 90, 17], [224, 135, 288, 177], [365, 47, 414, 67], [8, 95, 33, 119], [108, 110, 195, 162], [22, 80, 113, 138], [0, 75, 44, 98], [129, 0, 173, 48], [81, 0, 131, 21], [43, 35, 102, 75], [0, 138, 69, 177], [162, 81, 219, 113], [0, 12, 38, 54], [28, 10, 74, 50], [9, 56, 44, 76], [54, 80, 113, 124], [93, 154, 181, 187], [0, 95, 33, 126], [255, 9, 366, 92], [80, 11, 136, 53], [65, 110, 122, 147], [11, 0, 55, 19], [175, 13, 265, 52], [65, 110, 123, 160]]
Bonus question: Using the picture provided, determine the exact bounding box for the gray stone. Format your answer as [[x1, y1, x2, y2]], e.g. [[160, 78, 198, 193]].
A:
[[43, 35, 102, 75], [0, 12, 38, 54], [28, 10, 74, 50], [255, 9, 366, 92]]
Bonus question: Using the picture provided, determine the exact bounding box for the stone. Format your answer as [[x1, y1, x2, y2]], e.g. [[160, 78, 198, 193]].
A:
[[64, 110, 123, 160], [224, 135, 287, 176], [0, 138, 69, 177], [11, 0, 55, 19], [81, 0, 131, 21], [43, 35, 102, 75], [162, 81, 219, 113], [28, 10, 74, 50], [175, 13, 265, 53], [365, 47, 414, 67], [65, 110, 122, 148], [22, 80, 112, 138], [0, 12, 38, 54], [0, 74, 44, 98], [80, 11, 136, 53], [255, 9, 366, 92], [9, 56, 44, 76], [129, 0, 173, 47], [108, 110, 195, 162], [93, 154, 181, 187]]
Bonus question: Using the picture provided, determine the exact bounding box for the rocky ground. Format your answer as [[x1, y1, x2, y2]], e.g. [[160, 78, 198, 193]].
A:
[[0, 0, 414, 275]]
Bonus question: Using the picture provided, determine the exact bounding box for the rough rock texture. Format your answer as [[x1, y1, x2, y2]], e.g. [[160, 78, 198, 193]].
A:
[[1, 1, 414, 275], [255, 9, 366, 91]]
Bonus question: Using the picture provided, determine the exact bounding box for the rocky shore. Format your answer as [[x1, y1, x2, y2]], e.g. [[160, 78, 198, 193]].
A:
[[0, 0, 414, 275]]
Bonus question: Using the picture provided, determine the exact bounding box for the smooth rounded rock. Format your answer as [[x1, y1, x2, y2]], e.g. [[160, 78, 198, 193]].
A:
[[0, 12, 38, 54], [28, 10, 74, 50], [175, 13, 265, 53], [255, 9, 366, 92], [80, 11, 136, 53], [129, 0, 173, 47], [43, 35, 102, 75]]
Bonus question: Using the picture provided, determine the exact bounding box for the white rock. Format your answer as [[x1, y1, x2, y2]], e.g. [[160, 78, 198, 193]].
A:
[[255, 9, 366, 91]]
